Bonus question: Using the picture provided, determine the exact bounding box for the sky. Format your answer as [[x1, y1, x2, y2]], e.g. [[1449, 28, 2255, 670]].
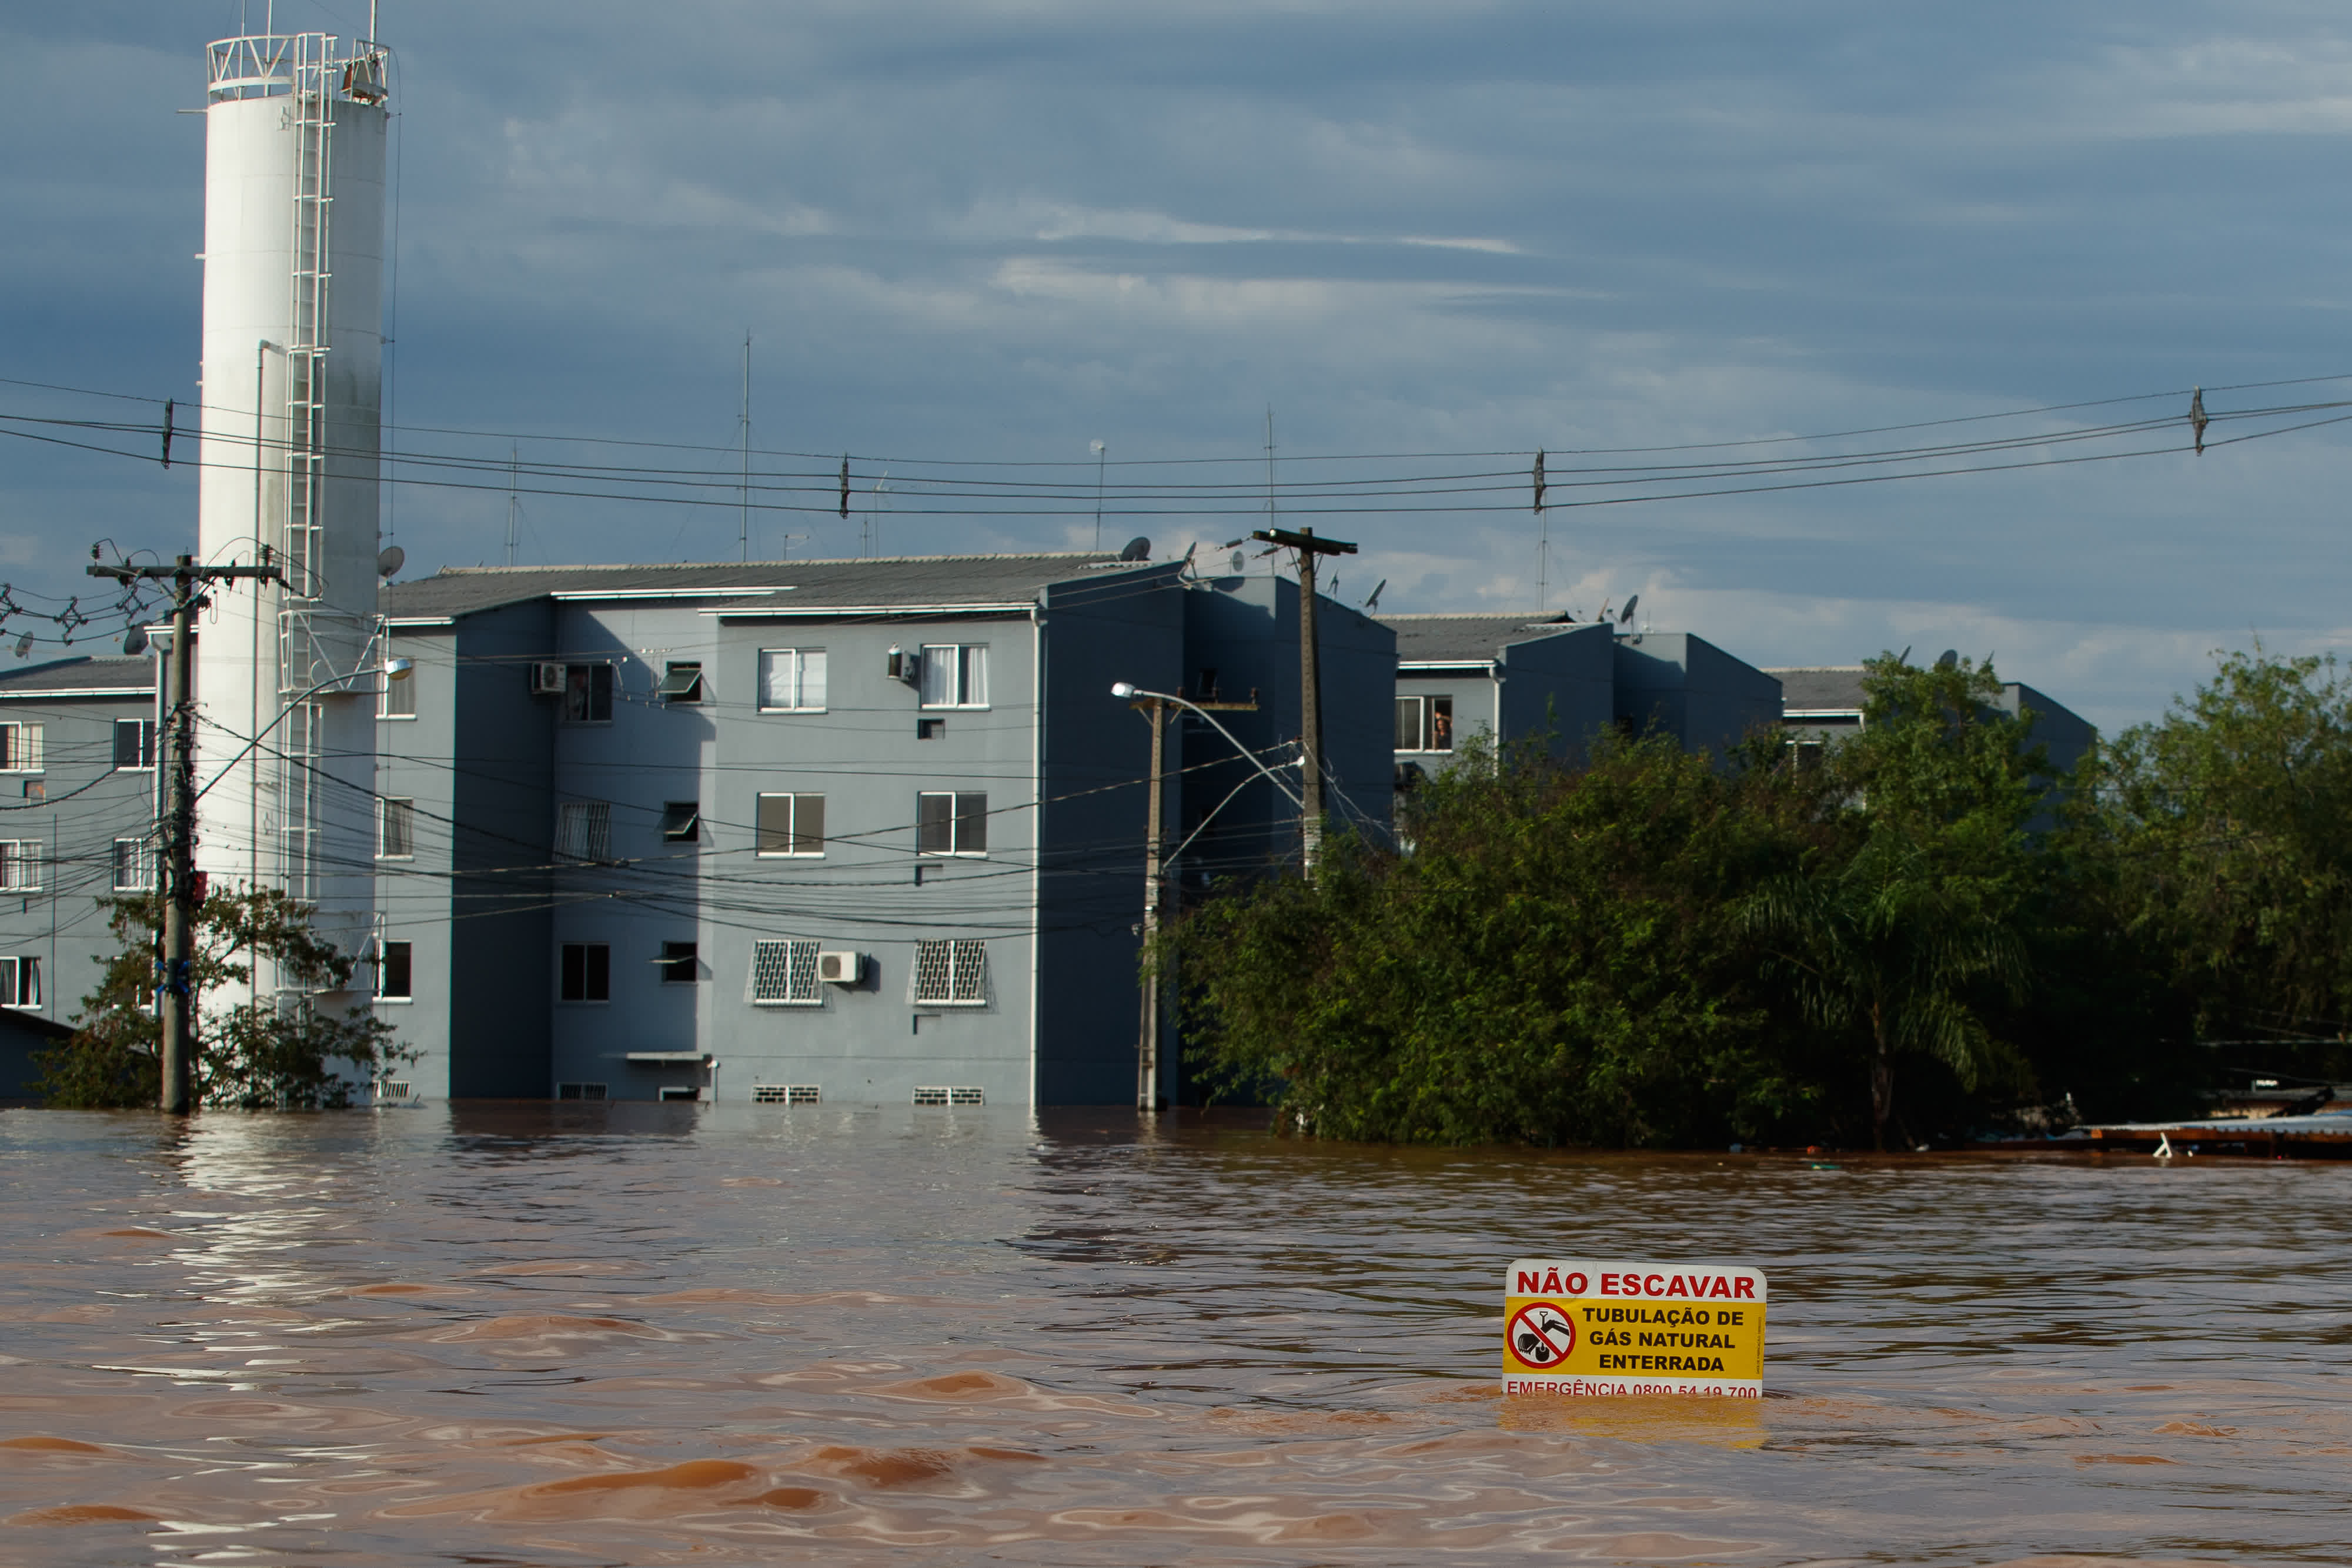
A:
[[5, 1, 2352, 730]]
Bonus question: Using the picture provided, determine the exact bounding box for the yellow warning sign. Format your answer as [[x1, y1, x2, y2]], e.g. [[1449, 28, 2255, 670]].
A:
[[1503, 1258, 1766, 1398]]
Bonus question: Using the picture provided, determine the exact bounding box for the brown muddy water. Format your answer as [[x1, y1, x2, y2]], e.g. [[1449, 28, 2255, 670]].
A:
[[2, 1105, 2347, 1567]]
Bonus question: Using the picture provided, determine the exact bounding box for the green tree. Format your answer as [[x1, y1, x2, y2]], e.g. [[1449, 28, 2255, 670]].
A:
[[1742, 654, 2043, 1148], [36, 886, 408, 1109], [2085, 648, 2352, 1047]]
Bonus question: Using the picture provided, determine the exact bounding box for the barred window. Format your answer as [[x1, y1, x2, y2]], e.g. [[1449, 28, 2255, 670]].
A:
[[915, 792, 987, 856], [911, 938, 987, 1005], [755, 793, 824, 856], [557, 1082, 608, 1101], [753, 1084, 821, 1105], [111, 837, 154, 892], [750, 938, 823, 1005], [556, 801, 612, 860], [0, 841, 44, 892]]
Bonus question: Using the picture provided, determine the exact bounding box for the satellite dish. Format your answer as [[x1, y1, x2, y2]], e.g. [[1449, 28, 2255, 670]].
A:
[[1364, 578, 1387, 613], [377, 544, 406, 579], [1230, 550, 1245, 575], [1619, 594, 1639, 626], [122, 624, 149, 657], [1118, 536, 1151, 562], [1935, 648, 1958, 670]]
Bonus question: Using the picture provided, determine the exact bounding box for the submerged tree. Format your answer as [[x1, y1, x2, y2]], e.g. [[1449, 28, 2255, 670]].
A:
[[36, 887, 407, 1110]]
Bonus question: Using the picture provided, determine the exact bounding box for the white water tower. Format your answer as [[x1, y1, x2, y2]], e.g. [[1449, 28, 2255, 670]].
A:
[[194, 25, 390, 997]]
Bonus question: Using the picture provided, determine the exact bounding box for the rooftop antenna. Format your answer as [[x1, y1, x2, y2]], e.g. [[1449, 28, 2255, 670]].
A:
[[505, 443, 519, 567], [1091, 439, 1107, 551], [739, 332, 752, 563], [1533, 449, 1549, 611], [867, 469, 889, 557], [1264, 407, 1278, 578]]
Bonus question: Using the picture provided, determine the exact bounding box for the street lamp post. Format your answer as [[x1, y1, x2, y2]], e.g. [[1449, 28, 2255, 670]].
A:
[[1108, 681, 1281, 1113]]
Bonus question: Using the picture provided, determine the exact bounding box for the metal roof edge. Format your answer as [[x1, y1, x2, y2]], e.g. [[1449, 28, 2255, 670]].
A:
[[704, 602, 1034, 620], [0, 686, 153, 700]]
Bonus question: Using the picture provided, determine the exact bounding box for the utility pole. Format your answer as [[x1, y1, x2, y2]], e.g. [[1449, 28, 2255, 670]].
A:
[[1127, 684, 1258, 1112], [89, 553, 282, 1114], [1250, 526, 1356, 878]]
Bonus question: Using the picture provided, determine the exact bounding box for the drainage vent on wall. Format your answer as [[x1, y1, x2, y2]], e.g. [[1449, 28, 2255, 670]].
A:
[[753, 1085, 821, 1105], [914, 1086, 985, 1107]]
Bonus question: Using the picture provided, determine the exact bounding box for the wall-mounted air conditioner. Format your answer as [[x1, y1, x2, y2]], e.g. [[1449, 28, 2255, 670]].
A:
[[817, 950, 863, 984], [529, 661, 566, 696]]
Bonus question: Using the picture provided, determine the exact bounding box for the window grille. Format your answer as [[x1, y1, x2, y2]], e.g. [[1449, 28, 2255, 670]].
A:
[[557, 1082, 608, 1101], [914, 1086, 984, 1106], [758, 648, 828, 712], [379, 1080, 412, 1099], [562, 663, 614, 723], [918, 644, 989, 708], [0, 842, 44, 892], [750, 938, 823, 1005], [113, 720, 158, 769], [911, 939, 987, 1005], [556, 801, 612, 860], [0, 723, 44, 773], [916, 792, 987, 855], [754, 793, 824, 855], [111, 837, 154, 892], [0, 955, 40, 1008], [379, 797, 416, 859], [753, 1084, 821, 1105]]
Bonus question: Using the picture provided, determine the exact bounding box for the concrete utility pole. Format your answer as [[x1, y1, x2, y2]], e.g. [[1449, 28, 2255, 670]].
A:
[[1250, 526, 1356, 878], [89, 554, 282, 1114], [1121, 684, 1261, 1112]]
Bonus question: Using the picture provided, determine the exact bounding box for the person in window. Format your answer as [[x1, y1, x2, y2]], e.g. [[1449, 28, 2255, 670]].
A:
[[1431, 706, 1454, 751]]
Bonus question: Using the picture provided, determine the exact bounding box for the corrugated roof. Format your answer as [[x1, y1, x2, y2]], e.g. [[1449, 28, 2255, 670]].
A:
[[1382, 613, 1582, 664], [1764, 666, 1867, 713], [0, 654, 155, 697], [382, 553, 1156, 621]]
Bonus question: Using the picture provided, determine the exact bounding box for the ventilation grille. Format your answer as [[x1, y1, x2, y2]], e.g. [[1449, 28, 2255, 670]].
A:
[[914, 1085, 984, 1107], [752, 1084, 821, 1105], [557, 1082, 608, 1101], [379, 1080, 412, 1099]]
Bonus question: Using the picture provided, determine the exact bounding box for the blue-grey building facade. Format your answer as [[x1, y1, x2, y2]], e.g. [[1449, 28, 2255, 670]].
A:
[[1613, 633, 1786, 760], [1383, 614, 1615, 780]]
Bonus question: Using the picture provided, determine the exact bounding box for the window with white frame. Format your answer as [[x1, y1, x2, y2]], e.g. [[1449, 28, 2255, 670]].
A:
[[377, 940, 413, 1001], [918, 644, 989, 709], [113, 720, 158, 769], [111, 838, 153, 892], [556, 801, 612, 860], [0, 841, 43, 892], [0, 722, 44, 773], [378, 797, 416, 859], [380, 670, 417, 719], [1395, 694, 1455, 753], [755, 793, 825, 856], [916, 791, 987, 856], [911, 939, 988, 1005], [757, 648, 827, 712], [750, 938, 823, 1005], [0, 955, 38, 1008]]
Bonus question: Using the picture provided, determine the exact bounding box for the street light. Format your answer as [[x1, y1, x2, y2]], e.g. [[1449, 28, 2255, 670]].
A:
[[193, 657, 412, 805], [1110, 682, 1299, 806]]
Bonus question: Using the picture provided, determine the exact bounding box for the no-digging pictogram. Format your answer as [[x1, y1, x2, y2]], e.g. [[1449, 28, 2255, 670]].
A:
[[1508, 1300, 1576, 1366]]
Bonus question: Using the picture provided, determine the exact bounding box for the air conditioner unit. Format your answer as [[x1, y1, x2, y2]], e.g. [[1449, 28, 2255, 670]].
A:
[[529, 661, 567, 696], [817, 950, 863, 984]]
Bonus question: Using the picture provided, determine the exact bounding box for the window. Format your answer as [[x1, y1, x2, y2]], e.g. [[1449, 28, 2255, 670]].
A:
[[113, 720, 157, 769], [659, 1086, 701, 1102], [557, 1082, 608, 1101], [562, 663, 613, 723], [0, 955, 39, 1008], [379, 1080, 412, 1099], [378, 797, 416, 859], [560, 941, 611, 1002], [916, 718, 944, 740], [753, 1084, 821, 1105], [911, 938, 988, 1005], [750, 938, 822, 1005], [556, 801, 612, 860], [919, 644, 989, 708], [0, 842, 44, 892], [380, 672, 416, 719], [659, 661, 704, 704], [916, 792, 987, 856], [1789, 738, 1826, 773], [914, 1086, 985, 1106], [756, 793, 825, 856], [377, 940, 413, 1001], [659, 801, 700, 843], [0, 722, 44, 773], [658, 940, 697, 984], [1395, 694, 1454, 753], [111, 838, 153, 892], [758, 648, 827, 712]]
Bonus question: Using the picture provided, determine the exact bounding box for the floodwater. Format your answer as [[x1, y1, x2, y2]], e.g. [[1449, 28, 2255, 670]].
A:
[[2, 1106, 2348, 1567]]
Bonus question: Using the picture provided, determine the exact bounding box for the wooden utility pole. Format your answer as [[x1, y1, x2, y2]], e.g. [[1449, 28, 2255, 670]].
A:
[[90, 554, 282, 1114], [1128, 686, 1258, 1112], [1250, 526, 1355, 878]]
